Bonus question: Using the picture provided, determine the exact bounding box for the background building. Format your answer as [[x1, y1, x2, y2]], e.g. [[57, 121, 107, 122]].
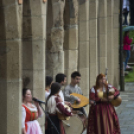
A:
[[0, 0, 120, 133]]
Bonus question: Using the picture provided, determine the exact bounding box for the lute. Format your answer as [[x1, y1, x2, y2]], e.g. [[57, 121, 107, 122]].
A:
[[98, 68, 122, 107]]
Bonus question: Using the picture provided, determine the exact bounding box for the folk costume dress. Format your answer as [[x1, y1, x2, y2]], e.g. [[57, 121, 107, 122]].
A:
[[45, 95, 71, 134], [87, 85, 121, 134], [22, 104, 43, 134], [45, 89, 65, 134]]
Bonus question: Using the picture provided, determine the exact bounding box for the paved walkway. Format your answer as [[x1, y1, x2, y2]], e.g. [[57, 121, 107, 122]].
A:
[[116, 83, 134, 134], [83, 83, 134, 134]]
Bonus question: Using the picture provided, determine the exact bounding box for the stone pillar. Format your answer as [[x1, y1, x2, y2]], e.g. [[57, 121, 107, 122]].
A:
[[89, 0, 98, 87], [98, 0, 107, 74], [113, 0, 119, 87], [64, 0, 78, 83], [130, 0, 134, 25], [22, 0, 46, 131], [46, 0, 65, 78], [78, 0, 89, 106], [107, 0, 114, 84], [0, 1, 22, 133], [45, 0, 53, 76]]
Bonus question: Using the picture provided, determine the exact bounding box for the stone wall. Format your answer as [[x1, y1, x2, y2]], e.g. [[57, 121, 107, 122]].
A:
[[0, 0, 120, 133], [113, 0, 120, 87], [22, 0, 46, 131], [45, 0, 120, 114], [64, 0, 78, 83], [89, 0, 98, 88], [0, 0, 46, 133], [45, 0, 120, 86], [78, 0, 89, 112], [0, 1, 22, 133], [98, 0, 107, 74], [46, 0, 65, 78], [107, 0, 114, 84]]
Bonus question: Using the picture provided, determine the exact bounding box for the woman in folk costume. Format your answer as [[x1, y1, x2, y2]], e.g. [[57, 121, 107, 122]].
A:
[[45, 82, 73, 134], [87, 74, 121, 134], [22, 88, 44, 134]]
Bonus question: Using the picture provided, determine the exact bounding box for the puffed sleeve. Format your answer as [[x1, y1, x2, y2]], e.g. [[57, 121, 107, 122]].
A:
[[22, 107, 26, 128], [55, 97, 71, 116], [38, 106, 44, 118], [113, 87, 120, 99], [90, 87, 101, 102], [90, 87, 96, 101]]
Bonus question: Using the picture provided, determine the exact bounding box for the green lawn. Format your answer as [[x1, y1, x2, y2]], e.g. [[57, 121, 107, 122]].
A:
[[125, 67, 134, 82]]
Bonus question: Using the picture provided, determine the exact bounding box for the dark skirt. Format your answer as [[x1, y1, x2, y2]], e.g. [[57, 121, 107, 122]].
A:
[[45, 114, 65, 134]]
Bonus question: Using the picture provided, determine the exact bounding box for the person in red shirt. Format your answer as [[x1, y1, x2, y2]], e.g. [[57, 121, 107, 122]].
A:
[[123, 31, 133, 70]]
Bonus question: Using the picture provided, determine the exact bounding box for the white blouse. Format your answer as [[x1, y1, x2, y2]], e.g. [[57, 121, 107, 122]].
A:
[[46, 96, 60, 114], [59, 90, 64, 105], [22, 107, 26, 128], [45, 90, 50, 100], [45, 89, 64, 105], [91, 84, 113, 94]]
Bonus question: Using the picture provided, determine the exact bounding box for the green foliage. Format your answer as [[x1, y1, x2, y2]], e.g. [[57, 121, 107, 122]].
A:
[[129, 31, 134, 44], [125, 67, 134, 82]]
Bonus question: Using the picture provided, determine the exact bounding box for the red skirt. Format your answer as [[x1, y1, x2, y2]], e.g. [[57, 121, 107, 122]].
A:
[[87, 102, 121, 134]]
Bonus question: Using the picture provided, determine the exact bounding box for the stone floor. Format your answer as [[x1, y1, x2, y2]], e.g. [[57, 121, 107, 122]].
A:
[[116, 82, 134, 134], [83, 83, 134, 134]]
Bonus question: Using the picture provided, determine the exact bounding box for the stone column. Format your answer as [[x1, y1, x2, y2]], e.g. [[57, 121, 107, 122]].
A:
[[107, 0, 114, 84], [78, 0, 89, 105], [89, 0, 98, 87], [130, 0, 134, 25], [46, 0, 65, 78], [98, 0, 107, 74], [0, 1, 22, 133], [113, 0, 119, 87], [22, 0, 46, 131], [46, 0, 53, 76], [64, 0, 78, 83]]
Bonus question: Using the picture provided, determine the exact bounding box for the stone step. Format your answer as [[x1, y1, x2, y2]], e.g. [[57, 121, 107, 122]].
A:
[[125, 67, 133, 71], [125, 71, 129, 76], [128, 63, 134, 66]]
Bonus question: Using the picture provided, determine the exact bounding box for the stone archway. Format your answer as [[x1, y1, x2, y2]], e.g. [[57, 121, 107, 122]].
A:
[[0, 0, 121, 133], [0, 0, 47, 133], [0, 1, 22, 133], [46, 0, 65, 78], [22, 0, 47, 132]]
